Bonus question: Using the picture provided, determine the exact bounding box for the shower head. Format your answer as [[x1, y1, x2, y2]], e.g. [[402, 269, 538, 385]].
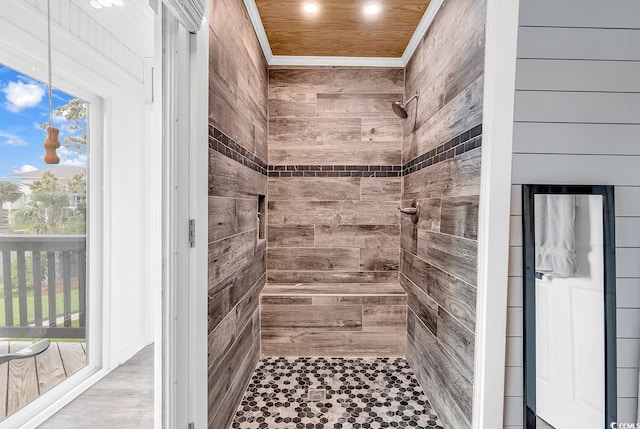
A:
[[391, 101, 408, 119], [391, 92, 419, 119]]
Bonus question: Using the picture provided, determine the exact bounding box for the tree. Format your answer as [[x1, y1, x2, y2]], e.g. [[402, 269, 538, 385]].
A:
[[11, 173, 86, 234], [19, 96, 88, 235], [11, 189, 84, 234], [64, 173, 86, 195], [30, 171, 58, 192], [56, 98, 87, 152], [40, 97, 87, 152], [0, 181, 21, 227]]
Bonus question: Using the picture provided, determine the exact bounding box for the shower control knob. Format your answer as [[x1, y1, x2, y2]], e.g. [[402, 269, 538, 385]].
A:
[[398, 207, 418, 215], [398, 200, 420, 223]]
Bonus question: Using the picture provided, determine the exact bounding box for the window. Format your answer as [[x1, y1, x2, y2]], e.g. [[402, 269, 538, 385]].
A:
[[0, 63, 89, 420]]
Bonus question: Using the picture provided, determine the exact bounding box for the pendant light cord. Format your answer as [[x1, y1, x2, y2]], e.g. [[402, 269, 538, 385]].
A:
[[47, 0, 53, 130]]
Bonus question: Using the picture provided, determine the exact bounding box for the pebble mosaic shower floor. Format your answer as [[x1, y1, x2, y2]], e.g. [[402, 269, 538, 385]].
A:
[[231, 357, 444, 429]]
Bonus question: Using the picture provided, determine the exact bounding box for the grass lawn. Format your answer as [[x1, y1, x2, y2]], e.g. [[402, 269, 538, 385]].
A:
[[0, 290, 81, 327]]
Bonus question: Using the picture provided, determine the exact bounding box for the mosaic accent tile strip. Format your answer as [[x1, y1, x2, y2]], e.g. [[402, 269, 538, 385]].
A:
[[403, 124, 482, 176], [267, 165, 402, 178], [231, 357, 444, 429], [209, 123, 481, 179], [208, 125, 268, 175]]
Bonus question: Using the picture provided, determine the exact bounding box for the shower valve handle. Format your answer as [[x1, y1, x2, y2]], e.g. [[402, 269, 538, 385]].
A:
[[398, 207, 418, 215], [398, 200, 420, 222]]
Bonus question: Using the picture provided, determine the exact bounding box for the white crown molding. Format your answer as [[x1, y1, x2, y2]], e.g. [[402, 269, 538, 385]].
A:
[[401, 0, 445, 65], [270, 55, 405, 68], [242, 0, 274, 63], [243, 0, 445, 67]]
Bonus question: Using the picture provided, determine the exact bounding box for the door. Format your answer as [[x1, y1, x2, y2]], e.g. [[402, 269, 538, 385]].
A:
[[161, 6, 209, 426], [0, 62, 94, 421], [536, 195, 605, 428]]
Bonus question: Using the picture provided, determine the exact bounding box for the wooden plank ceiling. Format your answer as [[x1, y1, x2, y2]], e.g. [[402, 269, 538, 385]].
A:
[[255, 0, 431, 57]]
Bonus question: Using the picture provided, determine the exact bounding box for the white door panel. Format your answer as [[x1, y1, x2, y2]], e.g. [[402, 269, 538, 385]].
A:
[[536, 195, 605, 429]]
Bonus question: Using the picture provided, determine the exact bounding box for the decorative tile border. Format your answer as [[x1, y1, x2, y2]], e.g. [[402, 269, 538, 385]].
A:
[[209, 123, 482, 178], [267, 165, 402, 178], [208, 125, 268, 175], [403, 124, 482, 176]]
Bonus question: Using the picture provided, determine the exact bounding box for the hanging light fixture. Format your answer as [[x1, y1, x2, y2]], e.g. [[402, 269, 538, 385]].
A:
[[43, 0, 60, 165]]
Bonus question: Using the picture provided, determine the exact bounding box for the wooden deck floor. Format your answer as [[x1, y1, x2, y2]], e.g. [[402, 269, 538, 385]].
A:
[[0, 340, 86, 420]]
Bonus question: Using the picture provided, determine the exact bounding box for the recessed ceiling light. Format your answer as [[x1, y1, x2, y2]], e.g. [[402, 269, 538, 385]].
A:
[[363, 3, 381, 15], [303, 2, 319, 14], [97, 0, 113, 7], [111, 0, 124, 5], [89, 0, 103, 8]]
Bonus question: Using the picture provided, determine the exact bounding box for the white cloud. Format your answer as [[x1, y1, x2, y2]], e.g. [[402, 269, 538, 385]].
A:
[[2, 81, 45, 113], [60, 155, 87, 167], [58, 145, 87, 167], [15, 164, 38, 173], [4, 138, 28, 147], [0, 131, 29, 147]]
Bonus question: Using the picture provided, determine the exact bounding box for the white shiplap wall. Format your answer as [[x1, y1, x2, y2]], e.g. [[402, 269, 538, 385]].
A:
[[23, 0, 147, 81], [504, 1, 640, 427]]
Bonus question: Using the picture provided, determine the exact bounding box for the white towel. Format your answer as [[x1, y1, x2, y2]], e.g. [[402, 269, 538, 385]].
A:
[[534, 194, 578, 278]]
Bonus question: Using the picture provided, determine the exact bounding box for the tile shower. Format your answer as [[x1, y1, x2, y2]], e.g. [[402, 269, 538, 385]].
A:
[[207, 0, 485, 428], [231, 357, 443, 428]]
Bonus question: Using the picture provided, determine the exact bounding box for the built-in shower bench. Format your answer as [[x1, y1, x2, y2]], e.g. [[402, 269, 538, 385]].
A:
[[260, 283, 407, 357]]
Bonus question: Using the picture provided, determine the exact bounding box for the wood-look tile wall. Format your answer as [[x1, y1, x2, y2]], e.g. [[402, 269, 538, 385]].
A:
[[208, 0, 268, 427], [267, 67, 404, 284], [260, 284, 407, 357], [268, 67, 404, 166], [209, 0, 268, 162], [401, 0, 485, 427]]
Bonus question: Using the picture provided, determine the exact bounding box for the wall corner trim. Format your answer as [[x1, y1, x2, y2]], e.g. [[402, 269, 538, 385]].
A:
[[400, 0, 445, 65], [242, 0, 444, 67], [472, 0, 520, 428], [242, 0, 274, 63], [269, 55, 405, 68]]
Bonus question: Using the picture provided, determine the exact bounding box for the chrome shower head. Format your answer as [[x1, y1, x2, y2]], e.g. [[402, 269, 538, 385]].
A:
[[391, 92, 419, 119], [391, 101, 408, 119]]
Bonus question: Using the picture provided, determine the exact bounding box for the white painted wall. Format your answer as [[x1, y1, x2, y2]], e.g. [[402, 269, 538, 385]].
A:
[[504, 1, 640, 426], [0, 0, 158, 370], [472, 1, 519, 428]]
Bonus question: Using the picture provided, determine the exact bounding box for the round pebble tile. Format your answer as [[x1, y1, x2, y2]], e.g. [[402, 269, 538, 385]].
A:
[[231, 357, 444, 429]]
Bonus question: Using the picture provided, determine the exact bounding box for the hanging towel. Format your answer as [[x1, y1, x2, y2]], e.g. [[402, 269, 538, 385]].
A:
[[534, 194, 578, 278]]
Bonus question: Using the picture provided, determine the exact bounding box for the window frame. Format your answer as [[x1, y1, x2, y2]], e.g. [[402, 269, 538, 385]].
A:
[[0, 56, 107, 429]]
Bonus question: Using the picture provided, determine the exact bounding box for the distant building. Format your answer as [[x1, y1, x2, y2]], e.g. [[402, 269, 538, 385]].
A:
[[2, 166, 86, 212]]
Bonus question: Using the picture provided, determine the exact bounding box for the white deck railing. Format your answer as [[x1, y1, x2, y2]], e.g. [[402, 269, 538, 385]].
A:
[[0, 235, 86, 339]]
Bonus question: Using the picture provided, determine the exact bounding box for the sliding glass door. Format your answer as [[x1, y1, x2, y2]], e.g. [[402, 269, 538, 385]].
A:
[[0, 62, 90, 419]]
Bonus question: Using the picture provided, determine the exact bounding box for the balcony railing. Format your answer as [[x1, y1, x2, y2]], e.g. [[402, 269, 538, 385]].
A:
[[0, 235, 86, 339]]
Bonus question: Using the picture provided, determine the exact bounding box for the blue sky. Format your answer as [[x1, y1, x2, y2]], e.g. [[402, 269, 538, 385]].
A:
[[0, 63, 87, 180]]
